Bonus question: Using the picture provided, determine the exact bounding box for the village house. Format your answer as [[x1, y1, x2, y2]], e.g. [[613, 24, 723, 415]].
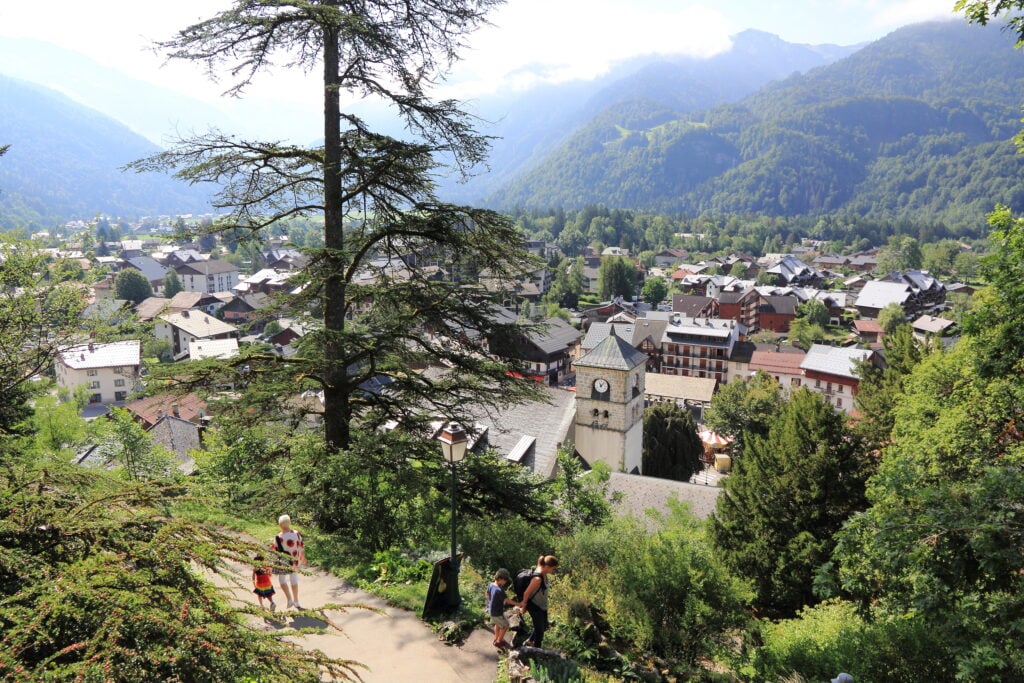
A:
[[749, 348, 806, 394], [581, 319, 668, 373], [55, 340, 142, 404], [652, 313, 740, 383], [757, 295, 799, 333], [155, 310, 239, 361], [911, 314, 957, 341], [718, 289, 760, 332], [490, 316, 581, 385], [799, 344, 877, 414], [123, 256, 169, 293], [175, 259, 241, 294], [852, 319, 885, 345], [671, 294, 718, 319], [123, 393, 208, 429], [654, 248, 689, 267]]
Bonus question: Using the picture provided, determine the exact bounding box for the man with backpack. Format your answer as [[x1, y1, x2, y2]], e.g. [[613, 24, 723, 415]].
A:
[[514, 555, 559, 649]]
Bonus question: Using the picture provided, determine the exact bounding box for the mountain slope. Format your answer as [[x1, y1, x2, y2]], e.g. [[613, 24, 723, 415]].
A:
[[0, 76, 210, 229], [490, 21, 1024, 232], [443, 30, 858, 202]]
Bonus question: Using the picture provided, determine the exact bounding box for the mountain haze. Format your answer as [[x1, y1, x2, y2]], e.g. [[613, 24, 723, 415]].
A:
[[0, 76, 210, 229], [490, 21, 1024, 232]]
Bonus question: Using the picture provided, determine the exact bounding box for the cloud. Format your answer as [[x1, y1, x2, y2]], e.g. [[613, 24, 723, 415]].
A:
[[448, 0, 734, 96], [864, 0, 958, 31]]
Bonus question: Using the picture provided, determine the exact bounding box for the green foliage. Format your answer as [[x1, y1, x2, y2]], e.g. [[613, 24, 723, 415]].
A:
[[0, 460, 360, 681], [641, 402, 703, 482], [0, 239, 90, 440], [876, 302, 907, 335], [796, 298, 829, 327], [787, 316, 826, 350], [962, 205, 1024, 377], [711, 389, 868, 617], [749, 600, 952, 682], [162, 268, 184, 298], [553, 447, 613, 532], [877, 235, 923, 273], [461, 515, 555, 579], [554, 503, 752, 668], [95, 408, 177, 482], [114, 268, 153, 304], [703, 370, 783, 455], [597, 256, 637, 300], [640, 276, 667, 305], [852, 325, 925, 449]]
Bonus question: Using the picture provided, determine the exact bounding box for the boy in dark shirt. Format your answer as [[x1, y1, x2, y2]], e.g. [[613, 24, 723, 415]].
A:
[[485, 568, 514, 649]]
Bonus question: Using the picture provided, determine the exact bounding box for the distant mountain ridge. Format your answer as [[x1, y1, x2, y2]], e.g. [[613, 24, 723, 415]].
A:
[[442, 29, 859, 202], [488, 21, 1024, 232], [0, 75, 210, 229]]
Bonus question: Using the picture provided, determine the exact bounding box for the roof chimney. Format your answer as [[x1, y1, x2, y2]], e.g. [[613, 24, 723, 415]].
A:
[[87, 342, 94, 352], [172, 404, 180, 418]]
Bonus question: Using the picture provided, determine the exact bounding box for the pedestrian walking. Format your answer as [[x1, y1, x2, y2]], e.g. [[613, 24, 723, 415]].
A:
[[252, 554, 277, 611], [272, 514, 306, 609], [485, 568, 515, 650], [516, 555, 558, 648]]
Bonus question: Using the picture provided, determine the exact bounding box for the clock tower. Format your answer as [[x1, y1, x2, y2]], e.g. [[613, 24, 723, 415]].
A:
[[572, 327, 648, 473]]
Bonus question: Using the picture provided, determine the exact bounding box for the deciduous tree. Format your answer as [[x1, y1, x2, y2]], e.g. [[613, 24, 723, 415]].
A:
[[114, 268, 153, 304]]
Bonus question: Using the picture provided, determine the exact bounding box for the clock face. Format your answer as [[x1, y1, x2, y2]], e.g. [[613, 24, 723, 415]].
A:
[[594, 378, 609, 394]]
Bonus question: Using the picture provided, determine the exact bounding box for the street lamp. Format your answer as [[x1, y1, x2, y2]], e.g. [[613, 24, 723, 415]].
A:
[[438, 421, 468, 610]]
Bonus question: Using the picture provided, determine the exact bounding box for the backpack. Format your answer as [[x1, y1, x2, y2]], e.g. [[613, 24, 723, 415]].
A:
[[513, 568, 540, 601]]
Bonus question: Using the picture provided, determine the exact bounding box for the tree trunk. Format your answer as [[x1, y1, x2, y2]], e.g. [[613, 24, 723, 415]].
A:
[[321, 15, 351, 452]]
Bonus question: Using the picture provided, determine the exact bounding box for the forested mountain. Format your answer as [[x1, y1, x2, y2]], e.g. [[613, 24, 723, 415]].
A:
[[442, 30, 858, 202], [0, 76, 210, 230], [490, 22, 1024, 234]]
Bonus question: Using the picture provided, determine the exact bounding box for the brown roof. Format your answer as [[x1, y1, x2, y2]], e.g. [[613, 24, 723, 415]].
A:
[[123, 393, 208, 427], [853, 319, 884, 334], [135, 297, 171, 322], [749, 350, 807, 375]]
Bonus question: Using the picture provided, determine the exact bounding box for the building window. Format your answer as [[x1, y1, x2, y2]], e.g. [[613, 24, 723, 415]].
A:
[[115, 391, 128, 401], [114, 379, 125, 387], [87, 369, 98, 377], [89, 381, 100, 389], [791, 377, 801, 387], [815, 379, 821, 388], [837, 384, 844, 393], [89, 393, 102, 404], [836, 398, 843, 408]]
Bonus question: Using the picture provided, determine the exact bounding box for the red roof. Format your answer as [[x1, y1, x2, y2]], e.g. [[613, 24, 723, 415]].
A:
[[749, 350, 806, 375], [853, 319, 884, 334], [123, 393, 207, 427]]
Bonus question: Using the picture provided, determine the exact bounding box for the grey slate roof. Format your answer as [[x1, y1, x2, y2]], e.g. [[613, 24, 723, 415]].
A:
[[606, 472, 721, 520], [125, 256, 168, 282], [855, 280, 912, 310], [525, 318, 581, 355], [800, 344, 872, 379], [574, 327, 648, 371], [759, 295, 798, 315], [468, 384, 576, 479], [147, 415, 200, 474], [672, 294, 714, 316]]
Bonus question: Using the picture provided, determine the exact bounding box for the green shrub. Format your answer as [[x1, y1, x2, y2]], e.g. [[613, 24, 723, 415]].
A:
[[553, 501, 752, 669], [461, 515, 555, 577], [750, 600, 954, 682]]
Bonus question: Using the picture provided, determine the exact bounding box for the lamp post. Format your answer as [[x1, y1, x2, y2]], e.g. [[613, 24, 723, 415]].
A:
[[438, 421, 468, 610]]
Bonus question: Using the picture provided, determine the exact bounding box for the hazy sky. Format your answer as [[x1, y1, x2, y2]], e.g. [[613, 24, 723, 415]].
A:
[[0, 0, 958, 101]]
